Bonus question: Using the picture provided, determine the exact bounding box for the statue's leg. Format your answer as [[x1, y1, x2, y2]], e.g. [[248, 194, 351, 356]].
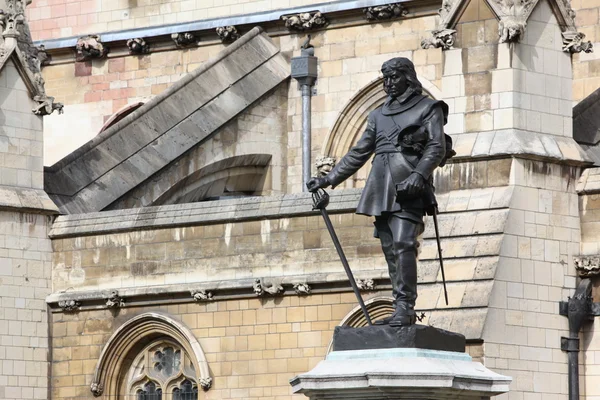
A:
[[374, 215, 398, 299], [388, 215, 423, 326]]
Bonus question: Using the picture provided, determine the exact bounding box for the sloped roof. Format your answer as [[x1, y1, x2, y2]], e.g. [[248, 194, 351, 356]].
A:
[[574, 87, 600, 166], [44, 27, 290, 214]]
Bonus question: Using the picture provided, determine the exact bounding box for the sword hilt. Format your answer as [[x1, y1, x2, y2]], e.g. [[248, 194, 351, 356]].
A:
[[311, 188, 330, 210]]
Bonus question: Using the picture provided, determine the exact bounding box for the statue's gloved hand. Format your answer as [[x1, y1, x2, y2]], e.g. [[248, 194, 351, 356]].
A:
[[306, 177, 331, 192], [396, 173, 425, 197]]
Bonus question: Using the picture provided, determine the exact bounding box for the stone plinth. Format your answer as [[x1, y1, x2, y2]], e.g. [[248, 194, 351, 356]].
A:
[[333, 324, 466, 352], [290, 348, 511, 399]]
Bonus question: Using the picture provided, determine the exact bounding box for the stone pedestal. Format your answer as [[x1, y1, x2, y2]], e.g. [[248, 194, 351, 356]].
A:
[[291, 325, 511, 399]]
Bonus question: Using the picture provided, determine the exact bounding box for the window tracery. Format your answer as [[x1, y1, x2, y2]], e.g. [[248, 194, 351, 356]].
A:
[[126, 340, 198, 400]]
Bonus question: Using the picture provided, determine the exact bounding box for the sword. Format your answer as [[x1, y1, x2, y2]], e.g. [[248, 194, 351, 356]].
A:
[[431, 206, 449, 306], [311, 189, 373, 325]]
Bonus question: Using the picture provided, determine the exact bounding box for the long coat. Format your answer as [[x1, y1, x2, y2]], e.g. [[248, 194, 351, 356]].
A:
[[326, 92, 448, 218]]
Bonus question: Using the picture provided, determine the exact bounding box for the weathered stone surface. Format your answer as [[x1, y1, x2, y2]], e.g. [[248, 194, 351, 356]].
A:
[[44, 27, 290, 214], [332, 324, 466, 352]]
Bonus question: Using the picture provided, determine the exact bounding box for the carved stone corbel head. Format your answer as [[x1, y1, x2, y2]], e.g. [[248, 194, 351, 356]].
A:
[[171, 32, 198, 47], [363, 3, 408, 21], [76, 35, 108, 61], [127, 38, 149, 54], [282, 11, 329, 32], [216, 26, 240, 43], [562, 31, 593, 54]]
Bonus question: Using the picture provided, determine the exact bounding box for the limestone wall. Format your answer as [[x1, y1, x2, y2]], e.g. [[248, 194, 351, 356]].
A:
[[0, 57, 57, 400], [572, 0, 600, 103]]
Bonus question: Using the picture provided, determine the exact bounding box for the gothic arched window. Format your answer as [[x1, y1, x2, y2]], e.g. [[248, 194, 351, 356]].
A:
[[126, 339, 198, 400]]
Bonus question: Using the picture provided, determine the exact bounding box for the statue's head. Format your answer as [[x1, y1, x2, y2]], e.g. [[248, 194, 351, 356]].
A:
[[381, 57, 423, 98]]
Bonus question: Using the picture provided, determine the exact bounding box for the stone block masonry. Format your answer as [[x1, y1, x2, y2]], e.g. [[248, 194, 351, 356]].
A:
[[0, 211, 54, 400]]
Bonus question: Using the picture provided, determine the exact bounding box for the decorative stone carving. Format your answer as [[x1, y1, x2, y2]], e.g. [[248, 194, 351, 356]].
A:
[[32, 94, 64, 116], [171, 32, 198, 47], [563, 31, 593, 54], [485, 0, 537, 43], [191, 289, 214, 301], [282, 11, 329, 32], [357, 278, 377, 291], [76, 35, 108, 61], [315, 156, 336, 177], [90, 382, 103, 397], [0, 0, 26, 38], [363, 3, 408, 21], [574, 256, 600, 278], [127, 38, 149, 54], [498, 16, 527, 43], [105, 290, 125, 308], [293, 283, 311, 295], [438, 0, 454, 22], [199, 377, 213, 391], [216, 26, 240, 43], [253, 278, 284, 296], [421, 29, 457, 50], [58, 299, 81, 312]]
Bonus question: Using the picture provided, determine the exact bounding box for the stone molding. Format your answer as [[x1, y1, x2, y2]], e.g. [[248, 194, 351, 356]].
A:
[[90, 312, 212, 397]]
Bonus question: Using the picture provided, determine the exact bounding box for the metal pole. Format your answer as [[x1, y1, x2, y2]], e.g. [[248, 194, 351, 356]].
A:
[[567, 343, 579, 400], [431, 207, 449, 306], [302, 84, 312, 192]]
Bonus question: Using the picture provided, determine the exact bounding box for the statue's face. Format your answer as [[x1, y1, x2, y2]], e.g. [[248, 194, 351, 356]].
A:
[[383, 68, 408, 98]]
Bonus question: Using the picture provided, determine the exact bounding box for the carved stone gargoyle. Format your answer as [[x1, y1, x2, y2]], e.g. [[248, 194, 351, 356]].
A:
[[127, 38, 149, 54], [216, 26, 240, 43], [282, 11, 329, 32], [172, 32, 198, 47], [363, 3, 408, 21], [76, 35, 108, 61]]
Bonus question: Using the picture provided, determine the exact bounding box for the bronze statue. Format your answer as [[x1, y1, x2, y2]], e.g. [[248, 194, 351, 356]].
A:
[[307, 57, 450, 326]]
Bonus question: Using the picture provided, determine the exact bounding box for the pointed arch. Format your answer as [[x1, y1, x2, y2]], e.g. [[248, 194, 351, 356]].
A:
[[90, 312, 211, 398], [321, 75, 442, 187]]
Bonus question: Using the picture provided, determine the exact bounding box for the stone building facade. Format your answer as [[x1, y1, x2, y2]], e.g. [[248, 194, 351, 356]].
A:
[[0, 0, 598, 399]]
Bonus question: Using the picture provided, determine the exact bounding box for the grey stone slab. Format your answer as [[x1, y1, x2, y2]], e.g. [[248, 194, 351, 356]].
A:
[[45, 28, 289, 209]]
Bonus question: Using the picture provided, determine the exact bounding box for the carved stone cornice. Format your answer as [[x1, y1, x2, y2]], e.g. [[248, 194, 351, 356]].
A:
[[76, 35, 108, 61], [574, 256, 600, 278], [363, 3, 408, 21], [171, 32, 198, 47], [562, 31, 593, 54], [282, 11, 329, 32], [126, 38, 149, 54], [216, 25, 240, 43], [421, 28, 456, 50]]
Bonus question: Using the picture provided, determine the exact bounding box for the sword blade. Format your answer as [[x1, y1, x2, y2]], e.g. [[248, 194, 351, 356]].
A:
[[320, 208, 373, 325], [432, 208, 449, 306]]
